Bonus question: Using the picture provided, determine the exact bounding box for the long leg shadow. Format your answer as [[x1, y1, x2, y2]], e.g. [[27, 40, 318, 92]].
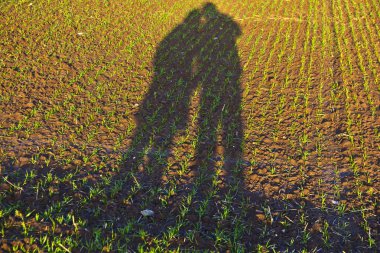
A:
[[123, 9, 201, 172], [117, 2, 253, 244], [122, 3, 246, 199], [193, 3, 244, 197], [122, 1, 248, 210]]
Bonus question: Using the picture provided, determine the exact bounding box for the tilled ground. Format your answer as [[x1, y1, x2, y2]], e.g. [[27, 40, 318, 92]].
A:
[[0, 0, 379, 252]]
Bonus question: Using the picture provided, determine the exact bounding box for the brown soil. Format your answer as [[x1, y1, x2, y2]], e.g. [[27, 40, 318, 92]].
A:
[[0, 0, 379, 252]]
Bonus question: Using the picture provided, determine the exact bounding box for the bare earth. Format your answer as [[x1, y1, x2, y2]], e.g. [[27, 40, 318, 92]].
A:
[[0, 0, 379, 252]]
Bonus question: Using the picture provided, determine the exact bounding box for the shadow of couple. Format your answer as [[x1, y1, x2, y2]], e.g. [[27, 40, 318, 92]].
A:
[[123, 3, 245, 199]]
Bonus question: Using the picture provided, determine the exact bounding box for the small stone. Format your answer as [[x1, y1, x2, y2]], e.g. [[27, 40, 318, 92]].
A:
[[141, 209, 154, 217]]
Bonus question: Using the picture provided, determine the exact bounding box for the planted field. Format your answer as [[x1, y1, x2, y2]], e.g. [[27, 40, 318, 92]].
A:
[[0, 0, 379, 252]]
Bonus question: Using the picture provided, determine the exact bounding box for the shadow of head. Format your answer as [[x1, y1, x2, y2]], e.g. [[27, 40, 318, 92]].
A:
[[184, 9, 201, 23], [201, 2, 241, 38], [202, 2, 217, 17]]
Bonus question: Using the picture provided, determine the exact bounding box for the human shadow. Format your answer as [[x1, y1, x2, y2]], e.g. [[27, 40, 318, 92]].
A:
[[122, 9, 201, 174], [123, 3, 244, 195], [192, 3, 243, 197]]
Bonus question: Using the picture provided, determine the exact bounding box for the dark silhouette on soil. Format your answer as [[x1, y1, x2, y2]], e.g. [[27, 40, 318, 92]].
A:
[[116, 5, 248, 247], [124, 3, 244, 195], [124, 8, 202, 171], [193, 3, 243, 194]]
